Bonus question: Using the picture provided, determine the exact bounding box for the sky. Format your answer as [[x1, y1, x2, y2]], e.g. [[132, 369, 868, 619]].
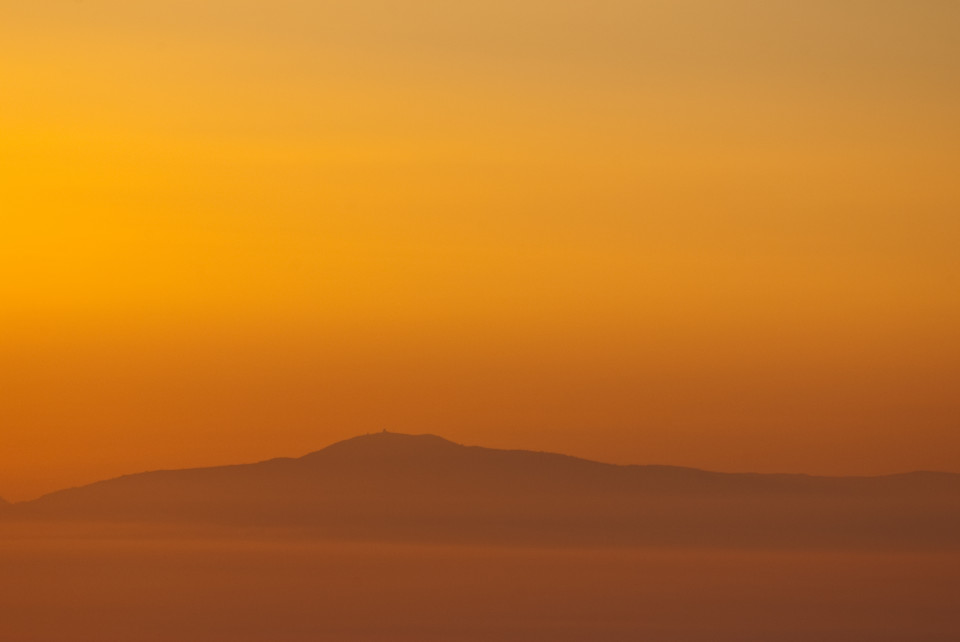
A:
[[2, 1, 959, 501]]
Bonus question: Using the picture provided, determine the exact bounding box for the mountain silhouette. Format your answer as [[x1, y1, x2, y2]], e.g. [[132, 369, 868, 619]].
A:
[[7, 432, 960, 549]]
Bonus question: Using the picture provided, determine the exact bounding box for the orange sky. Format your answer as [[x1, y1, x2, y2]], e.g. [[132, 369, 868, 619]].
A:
[[2, 1, 959, 501]]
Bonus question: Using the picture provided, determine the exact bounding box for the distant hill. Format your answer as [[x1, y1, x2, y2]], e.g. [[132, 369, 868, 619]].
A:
[[7, 432, 960, 549]]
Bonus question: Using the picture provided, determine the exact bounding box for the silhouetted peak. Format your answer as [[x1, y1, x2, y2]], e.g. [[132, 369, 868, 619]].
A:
[[300, 431, 464, 464]]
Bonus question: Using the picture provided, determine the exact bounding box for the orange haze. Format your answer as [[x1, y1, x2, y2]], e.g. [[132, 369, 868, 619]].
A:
[[2, 1, 959, 502]]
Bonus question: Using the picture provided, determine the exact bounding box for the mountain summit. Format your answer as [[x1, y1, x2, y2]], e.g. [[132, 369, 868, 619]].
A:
[[7, 432, 960, 549]]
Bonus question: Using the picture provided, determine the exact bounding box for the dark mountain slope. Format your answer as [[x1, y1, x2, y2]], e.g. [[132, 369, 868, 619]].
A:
[[8, 432, 960, 549]]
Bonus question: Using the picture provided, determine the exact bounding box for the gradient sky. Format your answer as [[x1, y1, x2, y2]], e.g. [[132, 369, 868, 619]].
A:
[[2, 1, 959, 501]]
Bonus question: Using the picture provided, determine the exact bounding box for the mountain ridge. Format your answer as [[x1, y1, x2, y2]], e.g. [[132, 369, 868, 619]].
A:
[[5, 432, 960, 549], [15, 431, 959, 506]]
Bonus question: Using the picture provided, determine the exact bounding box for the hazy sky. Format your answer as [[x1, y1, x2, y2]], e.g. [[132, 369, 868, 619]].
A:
[[2, 1, 959, 501]]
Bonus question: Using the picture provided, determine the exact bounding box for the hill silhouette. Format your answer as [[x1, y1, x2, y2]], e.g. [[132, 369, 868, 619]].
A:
[[7, 432, 960, 549]]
